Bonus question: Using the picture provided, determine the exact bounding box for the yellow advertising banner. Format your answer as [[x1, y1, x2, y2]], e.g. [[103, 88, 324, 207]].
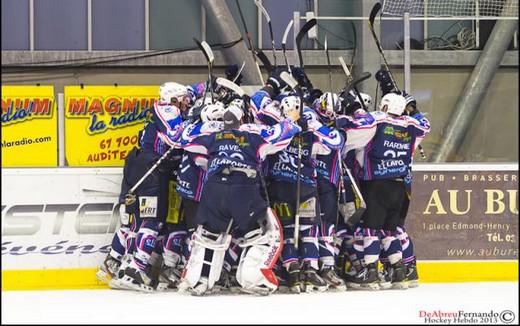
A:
[[1, 85, 58, 167], [64, 86, 159, 166]]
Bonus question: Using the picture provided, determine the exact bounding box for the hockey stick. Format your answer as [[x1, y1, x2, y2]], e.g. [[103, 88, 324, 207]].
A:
[[280, 71, 304, 249], [338, 56, 369, 112], [235, 0, 264, 84], [367, 4, 427, 160], [281, 19, 294, 73], [254, 48, 273, 74], [216, 77, 253, 123], [216, 77, 245, 97], [254, 0, 277, 67], [232, 61, 246, 83], [124, 146, 176, 205], [343, 165, 366, 228], [193, 38, 215, 104], [324, 33, 333, 95], [323, 34, 349, 233], [295, 18, 317, 68], [368, 3, 398, 90]]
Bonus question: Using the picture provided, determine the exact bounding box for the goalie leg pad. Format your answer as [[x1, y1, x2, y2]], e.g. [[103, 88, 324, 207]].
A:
[[236, 208, 283, 295], [179, 225, 231, 294]]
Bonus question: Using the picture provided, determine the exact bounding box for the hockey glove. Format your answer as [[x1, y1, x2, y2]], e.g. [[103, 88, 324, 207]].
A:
[[375, 69, 396, 95], [297, 115, 309, 131], [265, 67, 287, 96]]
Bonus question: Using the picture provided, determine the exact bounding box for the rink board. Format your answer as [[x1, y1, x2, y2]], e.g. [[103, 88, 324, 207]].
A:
[[2, 164, 518, 290]]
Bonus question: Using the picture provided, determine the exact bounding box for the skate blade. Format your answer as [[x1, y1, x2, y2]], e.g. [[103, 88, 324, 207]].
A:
[[407, 280, 419, 288], [378, 282, 393, 290], [155, 282, 177, 292], [240, 287, 271, 296], [391, 281, 409, 290], [327, 284, 347, 292], [304, 284, 328, 293], [346, 282, 379, 291], [229, 287, 242, 294], [96, 270, 112, 284], [362, 283, 380, 291], [118, 275, 155, 293], [108, 278, 133, 290], [288, 285, 302, 294], [275, 285, 290, 294]]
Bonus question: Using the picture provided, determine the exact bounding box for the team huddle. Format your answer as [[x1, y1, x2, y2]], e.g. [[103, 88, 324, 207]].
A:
[[96, 64, 431, 296]]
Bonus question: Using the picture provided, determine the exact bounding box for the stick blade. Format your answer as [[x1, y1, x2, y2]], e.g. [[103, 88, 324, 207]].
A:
[[352, 72, 372, 85], [296, 18, 317, 44], [215, 77, 245, 97], [369, 2, 382, 27], [338, 56, 352, 79], [201, 41, 215, 63], [254, 0, 271, 22], [254, 49, 273, 72], [345, 207, 366, 228], [282, 19, 294, 46], [280, 71, 298, 90]]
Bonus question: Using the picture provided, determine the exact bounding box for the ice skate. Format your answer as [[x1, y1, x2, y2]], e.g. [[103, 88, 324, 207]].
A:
[[96, 254, 121, 284], [346, 263, 380, 291], [117, 260, 155, 293], [319, 265, 347, 291], [302, 261, 328, 293], [286, 262, 302, 294], [405, 259, 419, 288], [389, 260, 408, 290], [155, 263, 183, 291]]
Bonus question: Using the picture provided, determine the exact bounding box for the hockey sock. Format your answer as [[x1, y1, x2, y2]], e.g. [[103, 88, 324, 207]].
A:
[[318, 221, 335, 268], [133, 220, 160, 270], [397, 226, 415, 265], [109, 226, 130, 261], [282, 224, 299, 270], [380, 230, 403, 265], [363, 228, 380, 265], [346, 227, 364, 265], [300, 224, 319, 270], [224, 236, 241, 273], [163, 229, 187, 268]]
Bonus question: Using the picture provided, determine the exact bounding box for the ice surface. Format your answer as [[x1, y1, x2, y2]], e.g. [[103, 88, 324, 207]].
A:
[[2, 282, 518, 324]]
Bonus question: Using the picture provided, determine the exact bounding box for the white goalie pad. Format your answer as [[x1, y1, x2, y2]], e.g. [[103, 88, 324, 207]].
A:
[[236, 208, 283, 295], [179, 225, 231, 293]]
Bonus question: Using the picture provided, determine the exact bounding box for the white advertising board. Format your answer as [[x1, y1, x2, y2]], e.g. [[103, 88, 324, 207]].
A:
[[2, 168, 123, 270]]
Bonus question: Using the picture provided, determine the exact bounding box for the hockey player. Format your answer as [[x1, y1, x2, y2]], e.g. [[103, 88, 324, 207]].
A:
[[177, 102, 302, 296], [96, 82, 190, 289], [336, 92, 430, 290], [376, 69, 421, 288], [311, 91, 347, 291], [109, 82, 193, 292], [251, 70, 345, 293]]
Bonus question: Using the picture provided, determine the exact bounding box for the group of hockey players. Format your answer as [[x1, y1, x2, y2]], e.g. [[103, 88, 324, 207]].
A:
[[96, 62, 430, 296]]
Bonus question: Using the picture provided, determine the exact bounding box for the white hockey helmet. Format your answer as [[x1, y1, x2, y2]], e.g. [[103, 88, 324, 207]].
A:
[[229, 98, 245, 110], [318, 92, 340, 117], [159, 82, 188, 103], [379, 93, 406, 116], [224, 103, 244, 125], [357, 92, 373, 107], [200, 102, 226, 122], [280, 95, 301, 118]]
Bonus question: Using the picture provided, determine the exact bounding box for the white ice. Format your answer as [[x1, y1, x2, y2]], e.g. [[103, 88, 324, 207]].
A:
[[2, 282, 518, 324]]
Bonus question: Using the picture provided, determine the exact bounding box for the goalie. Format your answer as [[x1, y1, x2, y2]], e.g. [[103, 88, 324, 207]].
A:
[[177, 102, 302, 295]]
